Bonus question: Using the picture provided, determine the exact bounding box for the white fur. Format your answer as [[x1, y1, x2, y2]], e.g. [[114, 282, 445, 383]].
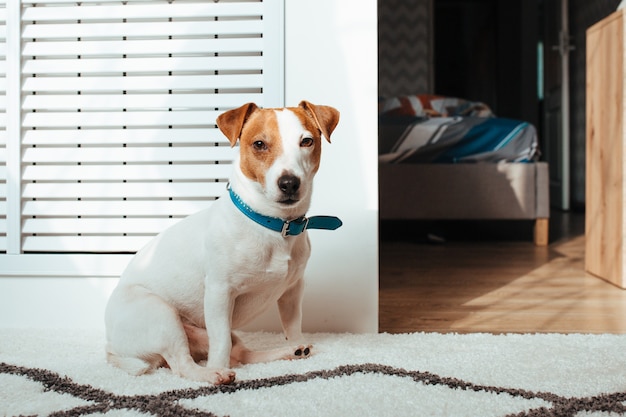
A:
[[104, 108, 320, 385]]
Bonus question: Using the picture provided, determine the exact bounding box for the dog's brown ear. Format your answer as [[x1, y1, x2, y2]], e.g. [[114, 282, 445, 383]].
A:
[[299, 101, 340, 143], [216, 103, 259, 147]]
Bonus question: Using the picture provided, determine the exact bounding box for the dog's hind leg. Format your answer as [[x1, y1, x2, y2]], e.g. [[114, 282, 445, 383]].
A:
[[229, 333, 313, 365], [106, 285, 235, 385]]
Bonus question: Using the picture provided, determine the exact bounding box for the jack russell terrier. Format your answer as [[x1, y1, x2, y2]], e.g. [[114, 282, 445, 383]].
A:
[[104, 101, 341, 385]]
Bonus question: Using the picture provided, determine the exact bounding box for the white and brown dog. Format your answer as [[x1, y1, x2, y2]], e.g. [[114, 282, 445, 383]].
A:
[[104, 101, 341, 385]]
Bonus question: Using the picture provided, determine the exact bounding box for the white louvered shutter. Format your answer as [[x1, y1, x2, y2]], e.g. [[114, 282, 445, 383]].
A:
[[0, 2, 6, 253], [11, 0, 283, 254]]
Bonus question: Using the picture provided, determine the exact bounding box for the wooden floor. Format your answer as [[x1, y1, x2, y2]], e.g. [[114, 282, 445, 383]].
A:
[[379, 212, 626, 334]]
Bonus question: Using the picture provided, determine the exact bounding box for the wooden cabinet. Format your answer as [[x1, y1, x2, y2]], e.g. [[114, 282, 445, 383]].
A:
[[586, 10, 626, 288]]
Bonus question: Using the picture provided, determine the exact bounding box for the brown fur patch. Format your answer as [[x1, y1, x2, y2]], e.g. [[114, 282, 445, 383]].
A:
[[238, 109, 283, 186]]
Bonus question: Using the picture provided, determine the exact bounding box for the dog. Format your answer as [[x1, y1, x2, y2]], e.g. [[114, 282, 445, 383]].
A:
[[104, 101, 341, 385]]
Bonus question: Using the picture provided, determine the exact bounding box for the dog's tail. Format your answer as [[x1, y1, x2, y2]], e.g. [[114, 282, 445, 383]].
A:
[[106, 348, 161, 376]]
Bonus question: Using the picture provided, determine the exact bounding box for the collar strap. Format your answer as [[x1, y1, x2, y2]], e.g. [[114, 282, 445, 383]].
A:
[[228, 186, 342, 237]]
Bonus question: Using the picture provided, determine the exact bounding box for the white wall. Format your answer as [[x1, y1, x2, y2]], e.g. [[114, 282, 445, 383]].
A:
[[0, 0, 379, 333], [244, 0, 379, 333]]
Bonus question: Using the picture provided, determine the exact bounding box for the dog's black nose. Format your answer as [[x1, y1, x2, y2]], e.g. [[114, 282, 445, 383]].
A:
[[277, 174, 301, 195]]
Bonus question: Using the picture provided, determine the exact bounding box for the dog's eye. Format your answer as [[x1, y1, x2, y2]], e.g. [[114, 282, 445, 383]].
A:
[[300, 137, 314, 148], [252, 140, 268, 151]]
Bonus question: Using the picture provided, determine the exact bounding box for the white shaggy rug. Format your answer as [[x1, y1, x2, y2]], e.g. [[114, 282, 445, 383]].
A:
[[2, 329, 626, 417]]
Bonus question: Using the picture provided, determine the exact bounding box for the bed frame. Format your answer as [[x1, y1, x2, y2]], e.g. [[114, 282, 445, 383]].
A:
[[378, 162, 550, 246]]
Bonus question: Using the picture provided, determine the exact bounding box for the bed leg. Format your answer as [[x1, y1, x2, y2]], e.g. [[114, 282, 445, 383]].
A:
[[534, 218, 549, 246]]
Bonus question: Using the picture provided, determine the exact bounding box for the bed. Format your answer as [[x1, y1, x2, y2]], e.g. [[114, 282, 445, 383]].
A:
[[378, 95, 550, 246]]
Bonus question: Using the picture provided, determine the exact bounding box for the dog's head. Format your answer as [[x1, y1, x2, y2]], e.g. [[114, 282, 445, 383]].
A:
[[216, 101, 339, 216]]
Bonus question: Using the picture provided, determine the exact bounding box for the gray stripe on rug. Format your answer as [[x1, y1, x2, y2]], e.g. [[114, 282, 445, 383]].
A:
[[2, 361, 626, 417]]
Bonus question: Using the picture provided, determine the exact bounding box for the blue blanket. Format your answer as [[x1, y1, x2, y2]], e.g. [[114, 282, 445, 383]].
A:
[[379, 116, 539, 164]]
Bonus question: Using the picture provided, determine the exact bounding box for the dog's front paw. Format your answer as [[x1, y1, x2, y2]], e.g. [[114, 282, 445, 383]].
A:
[[290, 344, 313, 360], [208, 369, 236, 385]]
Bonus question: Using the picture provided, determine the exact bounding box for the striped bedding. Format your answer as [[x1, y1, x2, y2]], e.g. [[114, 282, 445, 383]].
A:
[[379, 95, 539, 164]]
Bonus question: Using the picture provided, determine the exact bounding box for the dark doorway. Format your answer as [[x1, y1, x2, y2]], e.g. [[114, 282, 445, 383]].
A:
[[433, 0, 539, 127]]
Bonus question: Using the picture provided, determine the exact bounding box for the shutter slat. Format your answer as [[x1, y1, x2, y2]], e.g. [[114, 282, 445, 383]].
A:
[[23, 200, 213, 217], [23, 74, 263, 93], [23, 164, 232, 181], [23, 111, 223, 128], [23, 146, 237, 164], [23, 93, 263, 111], [23, 20, 263, 39], [22, 2, 264, 21], [24, 56, 263, 76], [23, 218, 181, 235], [23, 182, 226, 199], [22, 129, 230, 146], [23, 38, 264, 57], [22, 236, 152, 253]]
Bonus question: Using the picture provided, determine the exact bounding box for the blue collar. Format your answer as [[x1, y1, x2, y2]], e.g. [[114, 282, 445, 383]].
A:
[[228, 186, 342, 237]]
